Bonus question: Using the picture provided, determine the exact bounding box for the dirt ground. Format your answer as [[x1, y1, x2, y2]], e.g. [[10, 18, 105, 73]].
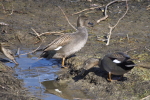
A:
[[0, 0, 150, 100], [0, 62, 37, 100]]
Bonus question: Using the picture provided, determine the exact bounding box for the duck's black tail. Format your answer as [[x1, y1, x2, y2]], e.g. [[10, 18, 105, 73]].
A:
[[40, 50, 56, 59]]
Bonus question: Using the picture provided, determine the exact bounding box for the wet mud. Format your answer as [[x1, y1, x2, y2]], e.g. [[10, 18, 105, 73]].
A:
[[0, 62, 37, 100], [0, 0, 150, 100]]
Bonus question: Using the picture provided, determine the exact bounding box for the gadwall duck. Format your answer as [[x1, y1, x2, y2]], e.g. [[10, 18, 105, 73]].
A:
[[101, 52, 135, 81], [0, 43, 18, 65], [40, 15, 89, 68]]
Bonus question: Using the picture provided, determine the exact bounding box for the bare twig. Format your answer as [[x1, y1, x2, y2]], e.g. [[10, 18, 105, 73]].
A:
[[147, 5, 150, 10], [0, 3, 14, 15], [1, 3, 26, 15], [38, 31, 64, 37], [15, 33, 22, 44], [72, 6, 102, 15], [32, 29, 64, 37], [58, 6, 77, 31], [31, 28, 64, 44], [34, 40, 42, 44], [141, 95, 150, 100], [97, 35, 107, 42], [97, 15, 108, 23], [97, 0, 128, 23], [126, 34, 129, 41], [16, 48, 20, 56], [8, 4, 14, 15], [106, 0, 129, 45], [73, 98, 93, 100], [97, 0, 117, 23], [0, 3, 6, 13], [0, 22, 9, 26], [85, 10, 96, 14], [31, 28, 41, 40], [19, 42, 43, 55], [106, 26, 113, 45], [145, 46, 150, 52]]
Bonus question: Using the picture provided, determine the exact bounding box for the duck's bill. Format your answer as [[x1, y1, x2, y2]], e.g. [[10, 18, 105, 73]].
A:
[[88, 22, 94, 27]]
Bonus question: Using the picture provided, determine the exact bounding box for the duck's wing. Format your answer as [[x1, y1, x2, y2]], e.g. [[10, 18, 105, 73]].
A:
[[44, 33, 74, 51], [108, 52, 128, 63]]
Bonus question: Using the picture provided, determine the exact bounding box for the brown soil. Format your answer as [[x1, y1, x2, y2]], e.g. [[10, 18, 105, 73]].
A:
[[0, 62, 37, 100], [0, 0, 150, 100]]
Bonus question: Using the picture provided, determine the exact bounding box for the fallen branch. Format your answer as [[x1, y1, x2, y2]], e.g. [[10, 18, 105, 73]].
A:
[[106, 0, 129, 45], [73, 98, 93, 100], [16, 48, 20, 56], [38, 31, 64, 37], [145, 46, 150, 52], [31, 28, 41, 40], [58, 6, 77, 31], [97, 15, 108, 23], [8, 4, 14, 15], [72, 6, 102, 15], [19, 42, 43, 56], [147, 5, 150, 10], [31, 28, 64, 37], [141, 95, 150, 100], [31, 6, 76, 42], [126, 34, 129, 41], [0, 3, 6, 13], [0, 22, 9, 26], [0, 3, 14, 15], [97, 0, 127, 23], [1, 3, 26, 14], [31, 28, 64, 44], [15, 33, 23, 44]]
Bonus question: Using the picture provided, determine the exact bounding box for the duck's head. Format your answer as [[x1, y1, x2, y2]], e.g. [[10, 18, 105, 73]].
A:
[[80, 58, 100, 75], [83, 58, 100, 70], [77, 15, 93, 27], [77, 15, 88, 27]]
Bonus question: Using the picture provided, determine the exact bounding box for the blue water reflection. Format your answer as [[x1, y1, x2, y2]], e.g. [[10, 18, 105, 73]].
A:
[[5, 52, 66, 100]]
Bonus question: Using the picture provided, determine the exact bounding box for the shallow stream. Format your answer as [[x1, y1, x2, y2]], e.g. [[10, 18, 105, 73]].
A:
[[5, 50, 68, 100], [1, 0, 150, 99]]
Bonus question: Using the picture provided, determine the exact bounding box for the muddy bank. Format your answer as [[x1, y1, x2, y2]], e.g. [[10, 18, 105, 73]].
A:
[[0, 0, 150, 100], [0, 62, 37, 100], [56, 0, 150, 100]]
